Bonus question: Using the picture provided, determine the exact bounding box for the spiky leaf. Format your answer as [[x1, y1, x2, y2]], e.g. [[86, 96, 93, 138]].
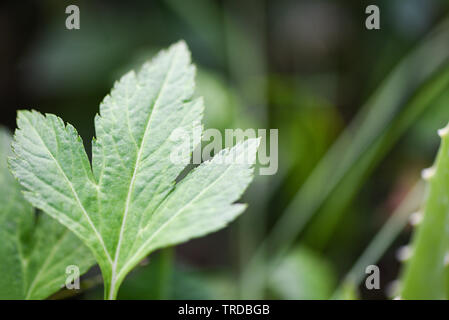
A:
[[400, 123, 449, 299]]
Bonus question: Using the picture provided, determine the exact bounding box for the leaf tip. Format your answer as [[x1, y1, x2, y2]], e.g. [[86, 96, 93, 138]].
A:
[[172, 39, 188, 51], [16, 109, 32, 122]]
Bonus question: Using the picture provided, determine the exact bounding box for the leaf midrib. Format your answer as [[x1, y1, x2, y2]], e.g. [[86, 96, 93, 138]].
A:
[[109, 47, 181, 297]]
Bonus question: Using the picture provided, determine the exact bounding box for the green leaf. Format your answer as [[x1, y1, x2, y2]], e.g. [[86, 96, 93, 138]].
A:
[[0, 127, 94, 300], [400, 124, 449, 299], [9, 41, 259, 299]]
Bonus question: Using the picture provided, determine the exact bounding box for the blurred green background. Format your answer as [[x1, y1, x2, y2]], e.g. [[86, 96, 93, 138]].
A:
[[2, 0, 449, 300]]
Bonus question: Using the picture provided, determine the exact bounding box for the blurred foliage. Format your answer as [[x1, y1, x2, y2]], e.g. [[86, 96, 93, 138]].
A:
[[268, 246, 336, 299]]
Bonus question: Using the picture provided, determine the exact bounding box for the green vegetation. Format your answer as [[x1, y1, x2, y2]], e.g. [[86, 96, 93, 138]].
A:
[[6, 43, 259, 299], [2, 1, 449, 301]]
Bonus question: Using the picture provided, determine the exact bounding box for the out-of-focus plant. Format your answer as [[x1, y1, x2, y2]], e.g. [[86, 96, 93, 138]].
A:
[[268, 245, 336, 300], [242, 17, 449, 298], [399, 123, 449, 299]]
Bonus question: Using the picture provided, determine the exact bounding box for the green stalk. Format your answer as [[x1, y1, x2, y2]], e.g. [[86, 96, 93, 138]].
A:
[[400, 124, 449, 299]]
